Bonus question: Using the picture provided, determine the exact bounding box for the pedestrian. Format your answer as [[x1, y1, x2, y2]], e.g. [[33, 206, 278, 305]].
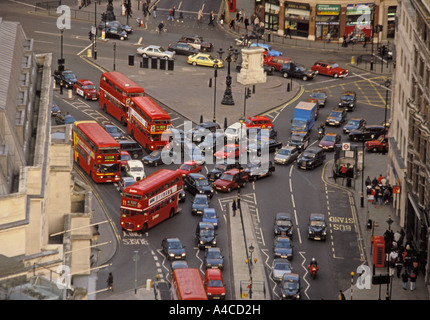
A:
[[338, 290, 346, 300], [236, 10, 240, 22], [326, 32, 331, 43], [197, 9, 203, 25], [232, 199, 237, 217], [244, 16, 249, 30], [372, 177, 378, 186], [229, 18, 235, 30], [178, 10, 184, 23], [78, 0, 83, 9], [365, 176, 371, 186], [376, 185, 383, 205], [168, 8, 174, 21], [395, 254, 404, 278], [389, 249, 397, 277], [239, 10, 245, 23], [152, 5, 157, 18], [286, 25, 292, 39], [208, 11, 215, 27], [409, 261, 418, 291], [383, 187, 391, 204], [342, 34, 348, 47], [172, 6, 176, 20], [107, 272, 114, 291], [401, 271, 409, 290], [377, 174, 384, 184]]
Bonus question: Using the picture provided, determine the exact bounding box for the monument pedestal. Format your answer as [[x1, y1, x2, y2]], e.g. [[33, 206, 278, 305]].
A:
[[237, 47, 266, 85]]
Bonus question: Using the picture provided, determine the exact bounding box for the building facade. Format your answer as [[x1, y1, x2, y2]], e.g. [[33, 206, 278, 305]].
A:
[[257, 0, 397, 43], [388, 0, 430, 282]]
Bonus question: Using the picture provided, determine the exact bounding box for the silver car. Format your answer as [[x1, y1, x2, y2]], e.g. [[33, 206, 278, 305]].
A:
[[272, 258, 292, 282], [274, 146, 299, 165], [137, 45, 175, 59]]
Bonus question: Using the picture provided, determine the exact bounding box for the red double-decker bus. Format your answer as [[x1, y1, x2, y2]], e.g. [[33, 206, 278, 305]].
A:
[[171, 268, 208, 300], [128, 96, 171, 152], [72, 121, 121, 183], [120, 169, 182, 232], [99, 71, 145, 125]]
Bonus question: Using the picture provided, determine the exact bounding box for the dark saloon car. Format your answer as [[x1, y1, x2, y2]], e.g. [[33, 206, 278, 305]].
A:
[[343, 118, 366, 134], [105, 27, 128, 40], [191, 194, 210, 215], [178, 34, 213, 52], [196, 222, 217, 250], [142, 149, 176, 166], [184, 173, 214, 198], [207, 162, 242, 182], [168, 42, 199, 55], [281, 273, 301, 300], [161, 237, 186, 260], [297, 147, 326, 170], [318, 133, 341, 151], [53, 69, 77, 89], [274, 212, 293, 238], [247, 138, 283, 156], [308, 213, 327, 240], [198, 132, 226, 154], [348, 125, 386, 142], [338, 91, 357, 111], [98, 20, 133, 33], [243, 160, 275, 180], [204, 247, 224, 270], [288, 131, 310, 151], [310, 90, 327, 107], [274, 146, 300, 165], [102, 122, 124, 140], [325, 108, 347, 127], [280, 62, 316, 81], [187, 122, 221, 143], [202, 208, 219, 228], [273, 236, 293, 260]]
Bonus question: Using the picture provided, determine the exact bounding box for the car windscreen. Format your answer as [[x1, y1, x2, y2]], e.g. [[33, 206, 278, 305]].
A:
[[220, 173, 234, 181], [278, 149, 291, 156]]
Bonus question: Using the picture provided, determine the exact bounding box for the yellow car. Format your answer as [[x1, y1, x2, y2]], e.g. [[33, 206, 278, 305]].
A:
[[187, 53, 223, 68]]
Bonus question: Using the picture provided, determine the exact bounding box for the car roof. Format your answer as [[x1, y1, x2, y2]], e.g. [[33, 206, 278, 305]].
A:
[[195, 194, 208, 199], [206, 268, 222, 277], [310, 213, 325, 220], [203, 207, 216, 213], [282, 273, 299, 281], [315, 60, 336, 64], [199, 221, 214, 228], [324, 133, 338, 136], [166, 237, 181, 242], [276, 212, 292, 219], [223, 168, 241, 174], [188, 172, 206, 179], [77, 79, 94, 84], [207, 247, 221, 253]]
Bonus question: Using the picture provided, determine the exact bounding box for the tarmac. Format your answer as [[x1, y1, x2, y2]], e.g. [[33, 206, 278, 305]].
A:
[[42, 0, 429, 301]]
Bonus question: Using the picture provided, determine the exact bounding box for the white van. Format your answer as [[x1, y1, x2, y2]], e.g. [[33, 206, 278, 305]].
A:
[[225, 122, 246, 142], [126, 160, 146, 181]]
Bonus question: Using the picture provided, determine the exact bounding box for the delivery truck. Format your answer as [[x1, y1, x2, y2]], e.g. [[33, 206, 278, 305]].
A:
[[290, 101, 317, 134]]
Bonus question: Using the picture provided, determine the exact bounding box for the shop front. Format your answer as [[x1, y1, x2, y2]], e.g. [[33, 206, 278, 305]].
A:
[[345, 3, 374, 42], [264, 0, 280, 31], [315, 4, 341, 41], [284, 1, 311, 38]]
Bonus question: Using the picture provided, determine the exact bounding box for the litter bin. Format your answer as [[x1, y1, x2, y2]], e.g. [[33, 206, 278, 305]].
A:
[[128, 54, 134, 66], [151, 57, 158, 69], [141, 56, 148, 68], [167, 58, 174, 71], [159, 58, 167, 70]]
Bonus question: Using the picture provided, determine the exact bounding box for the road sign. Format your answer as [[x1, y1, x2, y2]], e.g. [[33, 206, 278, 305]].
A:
[[342, 143, 350, 151]]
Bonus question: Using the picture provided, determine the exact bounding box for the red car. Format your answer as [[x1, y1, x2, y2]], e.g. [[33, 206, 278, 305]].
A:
[[213, 168, 248, 193], [204, 268, 226, 300], [214, 144, 245, 159], [176, 161, 202, 177], [264, 56, 293, 71], [73, 79, 99, 100], [311, 61, 348, 78], [365, 135, 389, 152], [318, 133, 341, 151], [120, 150, 132, 170], [243, 116, 274, 129]]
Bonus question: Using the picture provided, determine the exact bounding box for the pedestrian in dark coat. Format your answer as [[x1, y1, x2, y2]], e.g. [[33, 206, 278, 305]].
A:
[[244, 16, 249, 30], [395, 254, 404, 278], [229, 18, 235, 30], [401, 271, 409, 290], [232, 199, 237, 216], [365, 176, 372, 186], [409, 261, 419, 291]]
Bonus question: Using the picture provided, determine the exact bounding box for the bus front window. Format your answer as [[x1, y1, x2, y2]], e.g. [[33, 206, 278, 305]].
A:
[[97, 163, 120, 173]]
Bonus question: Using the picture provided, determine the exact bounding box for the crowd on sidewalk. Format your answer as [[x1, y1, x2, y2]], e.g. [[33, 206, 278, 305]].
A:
[[366, 174, 393, 205]]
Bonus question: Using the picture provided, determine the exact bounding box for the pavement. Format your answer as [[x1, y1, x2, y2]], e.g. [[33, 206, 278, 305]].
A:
[[40, 0, 428, 300]]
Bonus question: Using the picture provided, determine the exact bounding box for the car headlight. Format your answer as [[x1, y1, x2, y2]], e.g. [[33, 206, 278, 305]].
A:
[[169, 253, 175, 257], [212, 240, 216, 245], [181, 252, 186, 257], [350, 103, 354, 106]]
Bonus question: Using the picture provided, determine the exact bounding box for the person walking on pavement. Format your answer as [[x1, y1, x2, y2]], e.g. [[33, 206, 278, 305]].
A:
[[409, 260, 419, 291], [152, 5, 157, 18], [107, 272, 114, 291], [208, 11, 215, 27], [197, 9, 203, 25], [401, 271, 409, 290], [244, 16, 249, 30], [365, 176, 372, 186], [167, 7, 174, 21], [395, 254, 404, 278], [389, 249, 397, 277], [229, 18, 235, 30], [338, 290, 346, 300], [232, 199, 237, 217]]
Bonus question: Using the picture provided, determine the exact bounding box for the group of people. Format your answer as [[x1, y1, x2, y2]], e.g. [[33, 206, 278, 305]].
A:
[[366, 174, 393, 205], [384, 229, 421, 291]]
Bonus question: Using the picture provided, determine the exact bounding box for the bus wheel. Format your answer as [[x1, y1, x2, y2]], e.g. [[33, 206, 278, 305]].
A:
[[169, 208, 175, 218]]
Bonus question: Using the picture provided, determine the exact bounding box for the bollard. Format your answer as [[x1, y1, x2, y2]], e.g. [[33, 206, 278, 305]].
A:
[[101, 31, 105, 40], [141, 56, 149, 68], [287, 83, 290, 92], [87, 49, 92, 58], [146, 279, 152, 290], [159, 58, 167, 70], [167, 58, 174, 71], [151, 57, 158, 69], [209, 78, 212, 88], [351, 56, 355, 65], [68, 89, 73, 99], [128, 54, 134, 66]]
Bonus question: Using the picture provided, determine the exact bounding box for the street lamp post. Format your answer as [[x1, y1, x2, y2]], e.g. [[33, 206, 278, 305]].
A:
[[361, 140, 365, 207], [217, 46, 239, 105], [213, 66, 218, 122], [383, 79, 391, 155], [94, 0, 97, 60]]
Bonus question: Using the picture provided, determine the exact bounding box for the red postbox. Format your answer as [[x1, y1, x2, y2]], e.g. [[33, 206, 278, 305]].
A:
[[373, 236, 385, 268], [228, 0, 236, 12]]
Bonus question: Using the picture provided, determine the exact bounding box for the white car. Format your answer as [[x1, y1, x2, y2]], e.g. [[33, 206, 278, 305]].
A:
[[136, 45, 175, 59], [225, 122, 246, 143], [126, 160, 146, 181]]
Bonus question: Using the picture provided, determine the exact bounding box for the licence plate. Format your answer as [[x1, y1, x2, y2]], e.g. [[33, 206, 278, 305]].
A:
[[314, 237, 320, 240]]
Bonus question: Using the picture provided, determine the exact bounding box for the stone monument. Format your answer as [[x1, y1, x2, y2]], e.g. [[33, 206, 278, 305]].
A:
[[237, 46, 266, 85]]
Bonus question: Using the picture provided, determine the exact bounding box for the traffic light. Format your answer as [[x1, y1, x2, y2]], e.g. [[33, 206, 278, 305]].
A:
[[246, 87, 252, 99], [89, 31, 93, 41]]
